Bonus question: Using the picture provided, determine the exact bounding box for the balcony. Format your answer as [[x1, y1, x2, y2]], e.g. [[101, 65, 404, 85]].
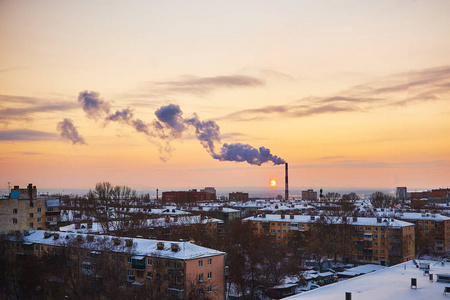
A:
[[364, 234, 373, 241], [127, 275, 135, 282], [168, 268, 185, 276], [168, 282, 184, 290], [131, 256, 145, 270]]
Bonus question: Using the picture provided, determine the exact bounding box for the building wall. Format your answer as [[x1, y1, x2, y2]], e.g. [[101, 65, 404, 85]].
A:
[[0, 198, 47, 232]]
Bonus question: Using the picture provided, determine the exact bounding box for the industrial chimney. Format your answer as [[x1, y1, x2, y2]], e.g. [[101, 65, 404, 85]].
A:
[[285, 163, 289, 201]]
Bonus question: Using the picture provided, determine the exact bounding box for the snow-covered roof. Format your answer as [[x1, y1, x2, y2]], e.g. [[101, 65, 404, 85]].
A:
[[395, 212, 450, 222], [337, 264, 386, 277], [285, 260, 450, 299], [243, 214, 414, 228], [60, 215, 223, 234], [16, 230, 225, 260]]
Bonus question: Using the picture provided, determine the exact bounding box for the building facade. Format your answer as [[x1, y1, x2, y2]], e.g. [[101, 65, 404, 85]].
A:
[[243, 214, 415, 266], [0, 184, 60, 232], [2, 230, 226, 299]]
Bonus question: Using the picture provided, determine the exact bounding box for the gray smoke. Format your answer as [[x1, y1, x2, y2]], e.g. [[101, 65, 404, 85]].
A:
[[71, 90, 285, 165], [78, 90, 110, 120], [107, 108, 134, 123], [57, 118, 86, 145], [213, 143, 285, 166]]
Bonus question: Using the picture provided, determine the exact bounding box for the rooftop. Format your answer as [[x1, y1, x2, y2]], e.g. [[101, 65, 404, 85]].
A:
[[286, 260, 450, 300], [14, 230, 225, 260]]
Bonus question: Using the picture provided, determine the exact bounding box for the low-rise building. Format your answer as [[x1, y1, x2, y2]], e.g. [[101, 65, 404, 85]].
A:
[[2, 230, 226, 299], [243, 214, 415, 266]]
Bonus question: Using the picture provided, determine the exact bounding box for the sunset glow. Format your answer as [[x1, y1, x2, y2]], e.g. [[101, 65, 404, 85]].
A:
[[0, 1, 449, 191], [270, 180, 277, 187]]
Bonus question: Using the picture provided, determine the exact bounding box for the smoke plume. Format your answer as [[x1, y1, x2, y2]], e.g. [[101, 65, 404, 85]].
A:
[[78, 90, 110, 120], [57, 118, 86, 145], [69, 90, 285, 165], [213, 143, 285, 165]]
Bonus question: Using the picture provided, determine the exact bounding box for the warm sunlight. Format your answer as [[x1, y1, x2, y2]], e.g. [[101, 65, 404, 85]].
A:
[[270, 180, 277, 187]]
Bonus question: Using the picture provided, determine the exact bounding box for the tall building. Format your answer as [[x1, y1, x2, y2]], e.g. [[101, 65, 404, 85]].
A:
[[0, 184, 60, 232], [396, 187, 407, 200], [302, 189, 318, 201]]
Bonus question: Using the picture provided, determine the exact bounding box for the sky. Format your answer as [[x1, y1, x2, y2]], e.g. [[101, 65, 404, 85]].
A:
[[0, 0, 449, 192]]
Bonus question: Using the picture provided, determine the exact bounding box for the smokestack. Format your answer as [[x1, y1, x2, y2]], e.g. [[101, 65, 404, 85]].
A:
[[156, 189, 159, 201], [285, 163, 289, 201]]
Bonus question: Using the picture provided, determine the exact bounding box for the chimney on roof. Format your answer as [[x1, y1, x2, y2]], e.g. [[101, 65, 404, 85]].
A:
[[353, 216, 358, 222], [44, 232, 51, 239], [281, 214, 285, 219], [113, 238, 121, 245], [171, 243, 179, 252], [157, 242, 164, 250], [125, 239, 133, 247], [290, 214, 294, 219]]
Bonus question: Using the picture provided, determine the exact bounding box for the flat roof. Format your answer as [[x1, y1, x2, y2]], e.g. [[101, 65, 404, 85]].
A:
[[286, 260, 450, 300]]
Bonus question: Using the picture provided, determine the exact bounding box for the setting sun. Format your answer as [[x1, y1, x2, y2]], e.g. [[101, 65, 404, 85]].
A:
[[270, 180, 277, 187]]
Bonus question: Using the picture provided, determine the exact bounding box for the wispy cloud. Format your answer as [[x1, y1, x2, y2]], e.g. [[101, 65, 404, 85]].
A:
[[222, 65, 450, 121], [0, 129, 57, 141], [0, 94, 78, 123], [141, 74, 264, 96], [291, 160, 449, 169]]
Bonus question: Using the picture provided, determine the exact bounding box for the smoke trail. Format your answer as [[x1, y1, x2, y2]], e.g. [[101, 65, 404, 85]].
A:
[[213, 143, 285, 165], [71, 90, 285, 165], [78, 91, 110, 120], [107, 108, 134, 123], [185, 115, 221, 155], [57, 118, 86, 145]]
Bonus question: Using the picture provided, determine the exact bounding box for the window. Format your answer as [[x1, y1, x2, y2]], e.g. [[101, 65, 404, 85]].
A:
[[147, 272, 152, 279], [207, 285, 212, 293], [128, 270, 133, 276], [30, 223, 33, 228], [137, 271, 144, 278], [30, 213, 34, 218], [199, 260, 203, 267], [198, 273, 204, 282], [12, 218, 17, 224], [165, 260, 171, 267], [207, 272, 212, 279], [37, 218, 41, 223], [127, 256, 132, 263], [37, 208, 41, 213], [207, 258, 212, 266], [13, 209, 18, 214], [147, 259, 152, 266], [47, 207, 54, 212]]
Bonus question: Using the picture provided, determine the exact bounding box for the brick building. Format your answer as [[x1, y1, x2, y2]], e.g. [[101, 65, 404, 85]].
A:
[[2, 230, 226, 299], [243, 214, 415, 266], [162, 190, 208, 204]]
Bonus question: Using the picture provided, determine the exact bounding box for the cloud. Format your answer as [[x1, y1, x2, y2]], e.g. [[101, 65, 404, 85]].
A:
[[57, 118, 86, 145], [0, 129, 57, 141], [78, 90, 110, 120], [145, 74, 264, 95], [221, 65, 450, 121], [0, 95, 78, 123]]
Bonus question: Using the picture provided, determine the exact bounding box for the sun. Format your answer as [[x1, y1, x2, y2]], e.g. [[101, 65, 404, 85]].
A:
[[270, 180, 277, 187]]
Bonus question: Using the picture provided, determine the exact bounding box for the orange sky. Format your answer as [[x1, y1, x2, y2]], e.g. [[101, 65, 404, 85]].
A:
[[0, 0, 449, 191]]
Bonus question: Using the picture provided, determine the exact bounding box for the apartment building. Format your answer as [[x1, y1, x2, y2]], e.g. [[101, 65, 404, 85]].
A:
[[2, 230, 226, 299], [0, 184, 60, 232], [243, 214, 415, 266], [394, 212, 450, 255]]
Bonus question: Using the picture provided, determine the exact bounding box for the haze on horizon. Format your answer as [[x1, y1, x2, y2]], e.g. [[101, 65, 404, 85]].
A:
[[1, 0, 449, 190]]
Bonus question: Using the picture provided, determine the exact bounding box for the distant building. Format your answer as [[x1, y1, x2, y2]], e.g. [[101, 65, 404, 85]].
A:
[[302, 189, 318, 201], [0, 184, 60, 232], [162, 190, 208, 204], [229, 192, 249, 202], [396, 187, 407, 200], [200, 187, 217, 200]]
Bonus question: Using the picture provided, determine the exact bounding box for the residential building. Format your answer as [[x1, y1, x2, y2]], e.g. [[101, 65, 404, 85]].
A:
[[162, 190, 209, 204], [243, 214, 415, 266], [0, 184, 60, 232], [228, 192, 248, 202], [2, 230, 226, 299], [396, 187, 407, 200]]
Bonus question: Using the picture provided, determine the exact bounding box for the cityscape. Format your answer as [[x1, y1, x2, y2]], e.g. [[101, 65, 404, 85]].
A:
[[1, 1, 449, 299]]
